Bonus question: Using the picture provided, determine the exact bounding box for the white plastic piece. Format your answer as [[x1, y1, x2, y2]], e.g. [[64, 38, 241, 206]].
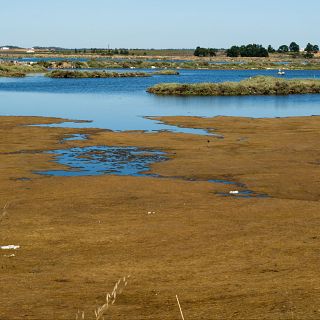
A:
[[1, 245, 20, 250]]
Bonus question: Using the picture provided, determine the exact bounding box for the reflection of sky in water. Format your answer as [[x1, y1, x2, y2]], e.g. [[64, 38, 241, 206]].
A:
[[0, 69, 320, 133], [37, 146, 167, 177]]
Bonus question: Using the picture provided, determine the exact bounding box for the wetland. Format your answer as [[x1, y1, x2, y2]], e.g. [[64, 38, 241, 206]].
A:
[[1, 63, 320, 319]]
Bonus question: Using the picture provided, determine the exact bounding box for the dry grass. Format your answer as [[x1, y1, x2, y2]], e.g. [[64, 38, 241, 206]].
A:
[[76, 276, 130, 320], [1, 201, 9, 222], [176, 295, 185, 320], [2, 116, 320, 319]]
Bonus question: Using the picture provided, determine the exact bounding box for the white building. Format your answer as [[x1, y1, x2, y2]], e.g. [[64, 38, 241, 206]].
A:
[[0, 47, 10, 50]]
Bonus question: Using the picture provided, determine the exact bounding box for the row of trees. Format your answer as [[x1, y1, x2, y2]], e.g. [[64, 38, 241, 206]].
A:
[[195, 42, 319, 58], [267, 42, 319, 54], [74, 48, 130, 55], [226, 44, 269, 57]]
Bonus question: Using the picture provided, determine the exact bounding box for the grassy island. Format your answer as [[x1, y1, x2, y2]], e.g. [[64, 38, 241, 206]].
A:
[[0, 63, 46, 77], [47, 70, 152, 78], [147, 76, 320, 96], [152, 69, 180, 75], [47, 70, 180, 78]]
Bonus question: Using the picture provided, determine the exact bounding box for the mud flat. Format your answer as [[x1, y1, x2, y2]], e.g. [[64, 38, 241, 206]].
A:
[[1, 115, 320, 319]]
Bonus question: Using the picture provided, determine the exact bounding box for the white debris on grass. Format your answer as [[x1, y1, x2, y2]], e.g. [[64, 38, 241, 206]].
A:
[[147, 211, 156, 215], [4, 254, 15, 258], [1, 245, 20, 250]]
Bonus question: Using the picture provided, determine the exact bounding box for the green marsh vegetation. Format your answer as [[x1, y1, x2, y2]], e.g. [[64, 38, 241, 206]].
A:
[[152, 69, 180, 75], [0, 63, 46, 77], [47, 70, 152, 78], [147, 76, 320, 96], [36, 58, 320, 71], [47, 69, 180, 78]]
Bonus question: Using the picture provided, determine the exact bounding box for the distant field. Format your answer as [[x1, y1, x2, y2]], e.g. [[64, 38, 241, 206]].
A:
[[129, 49, 194, 56]]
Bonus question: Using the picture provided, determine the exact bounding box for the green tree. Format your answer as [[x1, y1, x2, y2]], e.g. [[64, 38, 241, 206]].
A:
[[305, 43, 314, 53], [289, 42, 300, 52], [239, 44, 268, 57], [226, 46, 240, 57], [278, 45, 289, 53], [208, 48, 217, 57], [119, 48, 129, 55], [194, 47, 217, 57], [194, 46, 202, 56], [267, 45, 276, 53]]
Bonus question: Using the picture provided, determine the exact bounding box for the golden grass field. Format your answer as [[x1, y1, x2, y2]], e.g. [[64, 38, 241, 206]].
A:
[[1, 115, 320, 319]]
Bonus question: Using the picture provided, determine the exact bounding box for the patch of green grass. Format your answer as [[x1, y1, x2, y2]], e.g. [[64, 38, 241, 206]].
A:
[[0, 63, 46, 77], [147, 76, 320, 96], [152, 70, 180, 75]]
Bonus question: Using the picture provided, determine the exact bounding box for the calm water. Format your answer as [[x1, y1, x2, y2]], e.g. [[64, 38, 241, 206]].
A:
[[1, 69, 320, 134], [37, 146, 167, 177], [2, 69, 319, 183]]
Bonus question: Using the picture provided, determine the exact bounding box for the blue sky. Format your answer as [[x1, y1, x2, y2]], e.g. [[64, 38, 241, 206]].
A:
[[1, 0, 319, 49]]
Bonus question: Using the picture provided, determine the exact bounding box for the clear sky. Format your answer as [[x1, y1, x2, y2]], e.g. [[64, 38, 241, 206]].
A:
[[1, 0, 319, 49]]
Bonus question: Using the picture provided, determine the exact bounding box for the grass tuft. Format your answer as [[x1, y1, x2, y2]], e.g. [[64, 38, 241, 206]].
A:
[[76, 275, 130, 320]]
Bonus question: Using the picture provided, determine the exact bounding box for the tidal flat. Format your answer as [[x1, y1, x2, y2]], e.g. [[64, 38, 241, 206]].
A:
[[1, 115, 320, 319]]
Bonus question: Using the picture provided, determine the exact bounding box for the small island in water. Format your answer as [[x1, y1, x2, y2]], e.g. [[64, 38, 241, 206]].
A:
[[46, 69, 179, 78], [147, 76, 320, 96]]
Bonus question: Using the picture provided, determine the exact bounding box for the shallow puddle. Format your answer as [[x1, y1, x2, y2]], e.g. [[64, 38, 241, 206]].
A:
[[36, 146, 167, 177], [61, 133, 88, 142], [36, 145, 269, 199]]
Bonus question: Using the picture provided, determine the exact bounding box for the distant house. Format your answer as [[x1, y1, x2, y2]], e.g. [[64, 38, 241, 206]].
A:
[[0, 47, 10, 50], [26, 48, 35, 53]]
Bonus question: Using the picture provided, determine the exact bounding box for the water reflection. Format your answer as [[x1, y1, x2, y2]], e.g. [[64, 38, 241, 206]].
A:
[[0, 70, 320, 133]]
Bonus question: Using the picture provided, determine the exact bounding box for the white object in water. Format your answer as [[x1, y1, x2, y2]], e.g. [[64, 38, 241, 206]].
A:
[[151, 66, 156, 69], [278, 69, 285, 75], [1, 245, 20, 250], [229, 191, 239, 195]]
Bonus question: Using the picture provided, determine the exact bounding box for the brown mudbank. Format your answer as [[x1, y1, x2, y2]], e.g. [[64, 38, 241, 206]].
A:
[[0, 116, 320, 319]]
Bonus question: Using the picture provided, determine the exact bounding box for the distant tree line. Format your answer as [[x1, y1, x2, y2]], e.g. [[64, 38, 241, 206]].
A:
[[226, 44, 269, 57], [73, 48, 130, 55], [195, 42, 319, 58], [194, 47, 218, 57], [267, 42, 319, 58]]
